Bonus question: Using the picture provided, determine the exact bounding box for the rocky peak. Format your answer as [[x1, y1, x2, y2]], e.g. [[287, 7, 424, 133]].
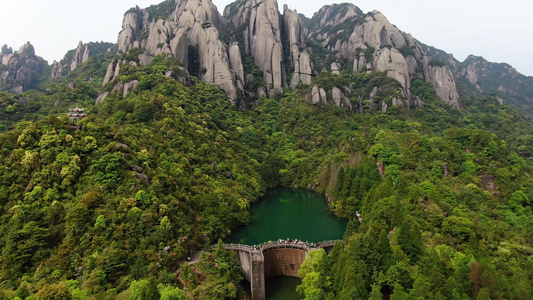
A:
[[70, 41, 90, 71], [117, 6, 149, 53], [309, 3, 363, 31], [0, 42, 47, 94], [457, 55, 529, 104], [225, 0, 286, 95], [306, 4, 460, 109], [372, 47, 411, 98], [429, 64, 460, 109], [283, 4, 312, 88], [106, 0, 464, 110], [1, 44, 13, 55], [95, 0, 533, 112], [422, 44, 533, 112], [51, 41, 113, 78], [461, 55, 520, 81], [111, 0, 243, 104], [171, 0, 226, 31], [18, 42, 36, 58], [341, 10, 423, 63], [174, 0, 240, 102]]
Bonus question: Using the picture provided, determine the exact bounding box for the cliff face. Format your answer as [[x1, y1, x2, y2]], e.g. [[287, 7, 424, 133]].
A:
[[0, 42, 47, 94], [224, 0, 286, 96], [424, 45, 533, 112], [113, 0, 242, 104], [107, 0, 532, 111], [307, 4, 460, 109], [51, 41, 113, 78], [5, 0, 528, 113], [111, 0, 313, 103], [283, 4, 312, 89]]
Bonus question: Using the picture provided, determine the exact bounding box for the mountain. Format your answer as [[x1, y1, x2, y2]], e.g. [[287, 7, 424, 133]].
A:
[[0, 1, 533, 299], [423, 44, 533, 113], [107, 0, 461, 110], [1, 0, 532, 114], [0, 42, 48, 94], [50, 41, 114, 79]]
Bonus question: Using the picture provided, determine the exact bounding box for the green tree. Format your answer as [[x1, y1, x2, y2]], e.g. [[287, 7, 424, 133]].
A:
[[159, 285, 186, 300], [35, 283, 72, 300]]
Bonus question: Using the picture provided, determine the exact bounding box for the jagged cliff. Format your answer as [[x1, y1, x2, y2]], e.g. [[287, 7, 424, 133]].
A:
[[2, 0, 531, 113], [225, 0, 286, 97], [424, 44, 533, 111], [109, 0, 462, 110], [283, 4, 312, 89], [306, 4, 460, 109], [0, 42, 47, 94], [51, 41, 113, 78], [112, 0, 242, 104]]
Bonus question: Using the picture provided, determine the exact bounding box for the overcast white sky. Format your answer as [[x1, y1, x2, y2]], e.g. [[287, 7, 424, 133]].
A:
[[1, 0, 532, 76]]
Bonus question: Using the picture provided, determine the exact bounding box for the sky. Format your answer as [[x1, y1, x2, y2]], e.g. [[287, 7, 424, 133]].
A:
[[1, 0, 532, 76]]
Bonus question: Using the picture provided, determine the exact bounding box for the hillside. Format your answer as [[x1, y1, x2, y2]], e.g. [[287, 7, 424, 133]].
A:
[[0, 0, 532, 299]]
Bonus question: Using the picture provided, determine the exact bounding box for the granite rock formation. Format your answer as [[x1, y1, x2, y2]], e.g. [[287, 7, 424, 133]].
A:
[[283, 4, 312, 88], [5, 0, 530, 114], [307, 4, 460, 109], [224, 0, 286, 96], [0, 42, 47, 93], [51, 41, 113, 78], [106, 0, 465, 109], [114, 0, 242, 104], [424, 45, 533, 111]]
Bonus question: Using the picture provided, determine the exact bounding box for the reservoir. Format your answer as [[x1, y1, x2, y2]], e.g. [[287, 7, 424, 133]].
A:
[[227, 188, 347, 299]]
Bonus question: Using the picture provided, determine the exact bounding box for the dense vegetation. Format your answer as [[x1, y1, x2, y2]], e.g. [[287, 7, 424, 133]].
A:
[[0, 53, 532, 299]]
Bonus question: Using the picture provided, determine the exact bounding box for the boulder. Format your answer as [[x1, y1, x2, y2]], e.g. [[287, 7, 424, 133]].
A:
[[123, 80, 140, 98], [95, 92, 109, 105], [112, 80, 139, 98], [103, 60, 116, 85], [257, 86, 267, 98], [138, 53, 154, 66], [229, 42, 244, 82], [145, 19, 176, 55], [311, 85, 320, 104], [381, 101, 388, 113], [113, 61, 122, 80], [319, 87, 327, 103], [169, 29, 189, 68], [331, 62, 341, 74], [413, 96, 424, 108], [331, 86, 352, 109]]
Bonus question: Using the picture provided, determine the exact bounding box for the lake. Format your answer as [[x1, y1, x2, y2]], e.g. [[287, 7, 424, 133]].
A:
[[227, 188, 347, 299]]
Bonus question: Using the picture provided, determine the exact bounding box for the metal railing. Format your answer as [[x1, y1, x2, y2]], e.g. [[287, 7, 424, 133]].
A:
[[209, 239, 340, 253], [222, 243, 256, 252]]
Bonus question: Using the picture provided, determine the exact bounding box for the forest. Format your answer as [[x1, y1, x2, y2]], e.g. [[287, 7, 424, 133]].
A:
[[0, 53, 532, 299]]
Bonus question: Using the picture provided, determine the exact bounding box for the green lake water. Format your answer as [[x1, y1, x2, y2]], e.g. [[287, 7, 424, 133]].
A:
[[227, 188, 347, 299], [266, 276, 302, 300]]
